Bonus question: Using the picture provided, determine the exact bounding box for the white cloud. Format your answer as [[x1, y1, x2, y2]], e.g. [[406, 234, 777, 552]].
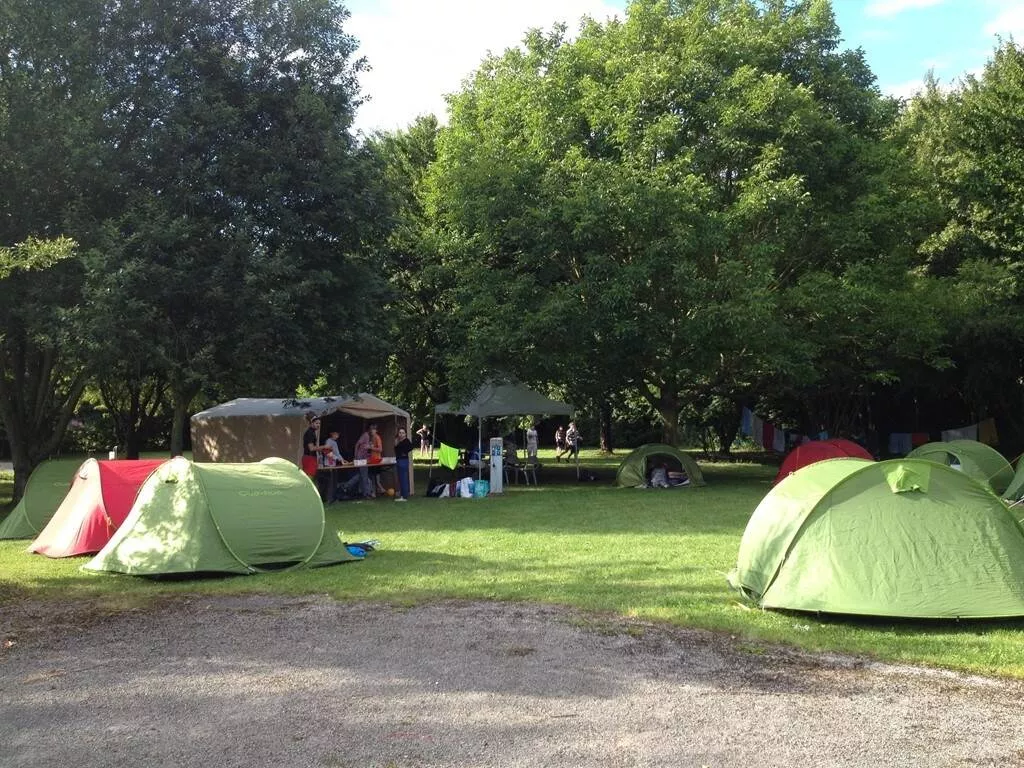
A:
[[864, 0, 945, 18], [880, 77, 928, 100], [346, 0, 622, 135], [984, 4, 1024, 38]]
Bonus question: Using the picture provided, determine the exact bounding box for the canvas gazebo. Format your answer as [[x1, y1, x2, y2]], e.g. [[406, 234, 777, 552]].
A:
[[432, 385, 577, 481], [84, 457, 358, 576], [729, 458, 1024, 618], [190, 393, 413, 494], [433, 382, 574, 479]]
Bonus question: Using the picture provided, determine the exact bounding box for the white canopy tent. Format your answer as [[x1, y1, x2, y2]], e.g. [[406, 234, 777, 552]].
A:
[[432, 382, 575, 481]]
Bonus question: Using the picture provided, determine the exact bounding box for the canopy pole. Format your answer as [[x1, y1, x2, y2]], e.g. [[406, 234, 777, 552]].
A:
[[426, 411, 439, 486]]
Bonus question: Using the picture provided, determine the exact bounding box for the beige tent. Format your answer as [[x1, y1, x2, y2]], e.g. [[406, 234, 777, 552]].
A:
[[190, 394, 413, 492]]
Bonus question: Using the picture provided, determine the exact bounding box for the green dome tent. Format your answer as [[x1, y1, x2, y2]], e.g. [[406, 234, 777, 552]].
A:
[[0, 458, 82, 539], [907, 439, 1013, 496], [728, 458, 1024, 618], [84, 457, 357, 576], [999, 457, 1024, 502], [615, 444, 705, 488]]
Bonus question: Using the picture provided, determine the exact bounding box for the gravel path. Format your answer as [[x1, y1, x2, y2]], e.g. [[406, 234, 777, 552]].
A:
[[2, 595, 1024, 768]]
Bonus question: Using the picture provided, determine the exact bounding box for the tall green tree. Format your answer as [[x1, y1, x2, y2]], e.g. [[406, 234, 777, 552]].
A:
[[365, 115, 456, 419], [77, 0, 386, 452], [0, 238, 85, 499], [0, 0, 108, 498], [900, 42, 1024, 449], [428, 0, 912, 442]]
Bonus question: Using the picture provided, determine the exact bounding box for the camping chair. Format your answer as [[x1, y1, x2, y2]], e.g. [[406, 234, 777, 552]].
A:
[[504, 444, 537, 486]]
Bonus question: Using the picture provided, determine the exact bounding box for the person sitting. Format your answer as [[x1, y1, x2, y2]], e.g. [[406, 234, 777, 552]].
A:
[[504, 438, 520, 466], [650, 462, 670, 488], [465, 442, 484, 468]]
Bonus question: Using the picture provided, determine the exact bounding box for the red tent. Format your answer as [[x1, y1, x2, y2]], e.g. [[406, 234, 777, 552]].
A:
[[773, 439, 873, 485], [29, 458, 166, 557]]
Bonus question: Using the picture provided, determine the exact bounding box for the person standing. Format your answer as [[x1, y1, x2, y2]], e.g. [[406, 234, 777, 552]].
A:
[[368, 423, 387, 495], [554, 425, 566, 461], [416, 423, 432, 458], [526, 423, 539, 462], [394, 427, 413, 501], [353, 425, 374, 498], [324, 429, 345, 465], [301, 415, 321, 479], [565, 421, 580, 461]]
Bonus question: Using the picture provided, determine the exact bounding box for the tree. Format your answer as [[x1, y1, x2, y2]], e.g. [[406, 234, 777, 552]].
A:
[[76, 0, 387, 452], [428, 0, 908, 442], [899, 42, 1024, 450], [0, 237, 86, 500], [0, 0, 108, 499], [365, 116, 456, 419]]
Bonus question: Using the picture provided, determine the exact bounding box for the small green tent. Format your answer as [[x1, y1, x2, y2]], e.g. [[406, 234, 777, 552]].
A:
[[907, 439, 1013, 496], [84, 457, 357, 576], [615, 444, 705, 488], [1002, 458, 1024, 502], [728, 458, 1024, 618], [0, 458, 82, 540]]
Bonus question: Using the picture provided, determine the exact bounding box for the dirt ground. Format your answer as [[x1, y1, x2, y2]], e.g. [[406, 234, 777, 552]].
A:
[[2, 594, 1024, 768]]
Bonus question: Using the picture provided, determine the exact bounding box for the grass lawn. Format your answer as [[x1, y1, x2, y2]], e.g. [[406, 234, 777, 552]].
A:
[[3, 448, 1024, 677]]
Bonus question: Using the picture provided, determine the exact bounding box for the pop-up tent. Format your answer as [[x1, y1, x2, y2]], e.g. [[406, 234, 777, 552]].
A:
[[84, 457, 357, 576], [29, 459, 166, 557], [773, 438, 873, 485], [190, 393, 413, 494], [1004, 458, 1024, 502], [907, 439, 1013, 496], [0, 458, 82, 540], [433, 382, 574, 479], [728, 458, 1024, 618], [615, 444, 705, 488]]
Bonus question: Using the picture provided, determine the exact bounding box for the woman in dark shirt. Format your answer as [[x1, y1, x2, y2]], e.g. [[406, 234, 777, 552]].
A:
[[394, 427, 413, 501], [301, 416, 321, 479]]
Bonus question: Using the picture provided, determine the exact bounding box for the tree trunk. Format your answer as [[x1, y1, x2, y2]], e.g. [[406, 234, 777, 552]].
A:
[[599, 399, 613, 453], [659, 406, 680, 445], [169, 385, 199, 456], [712, 400, 743, 456], [124, 386, 142, 459]]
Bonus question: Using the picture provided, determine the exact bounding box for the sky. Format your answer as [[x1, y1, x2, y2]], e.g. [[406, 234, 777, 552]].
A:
[[343, 0, 1024, 135]]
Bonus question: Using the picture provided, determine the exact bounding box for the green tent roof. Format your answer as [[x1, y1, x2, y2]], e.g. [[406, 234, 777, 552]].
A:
[[84, 457, 357, 576], [0, 458, 81, 539], [728, 458, 1024, 618], [615, 444, 705, 488], [907, 440, 1013, 495]]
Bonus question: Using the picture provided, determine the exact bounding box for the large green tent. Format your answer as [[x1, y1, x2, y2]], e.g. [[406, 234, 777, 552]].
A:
[[0, 458, 82, 540], [84, 457, 357, 576], [615, 444, 705, 488], [907, 439, 1013, 496], [728, 458, 1024, 618]]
